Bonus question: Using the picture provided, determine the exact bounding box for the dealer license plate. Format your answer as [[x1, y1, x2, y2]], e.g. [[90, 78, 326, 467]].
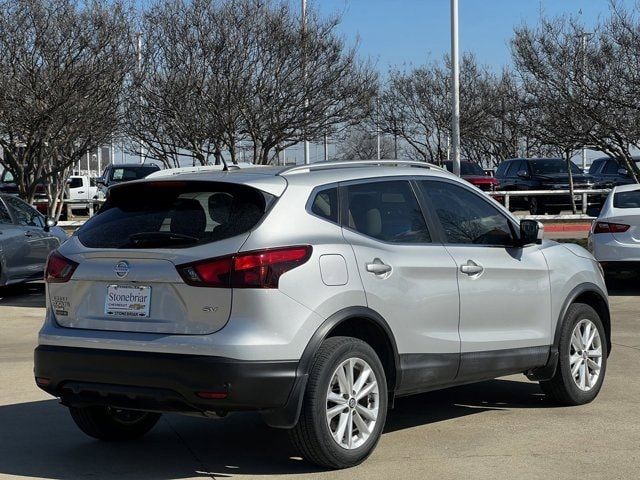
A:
[[105, 285, 151, 317]]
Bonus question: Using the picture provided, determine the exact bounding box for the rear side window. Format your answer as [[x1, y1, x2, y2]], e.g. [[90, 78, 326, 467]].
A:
[[613, 189, 640, 209], [344, 180, 430, 243], [420, 180, 515, 246], [77, 181, 274, 248], [310, 187, 339, 223]]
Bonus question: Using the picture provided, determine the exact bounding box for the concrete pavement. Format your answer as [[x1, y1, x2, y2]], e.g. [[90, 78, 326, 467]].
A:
[[1, 282, 639, 480]]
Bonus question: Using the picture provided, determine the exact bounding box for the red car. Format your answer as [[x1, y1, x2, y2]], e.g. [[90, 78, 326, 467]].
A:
[[442, 161, 499, 192]]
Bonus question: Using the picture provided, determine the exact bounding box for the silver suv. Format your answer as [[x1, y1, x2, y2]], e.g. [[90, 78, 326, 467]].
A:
[[35, 161, 610, 468]]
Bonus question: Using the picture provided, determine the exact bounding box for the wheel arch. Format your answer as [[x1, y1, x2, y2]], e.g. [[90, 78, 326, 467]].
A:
[[263, 306, 401, 429], [556, 283, 611, 355]]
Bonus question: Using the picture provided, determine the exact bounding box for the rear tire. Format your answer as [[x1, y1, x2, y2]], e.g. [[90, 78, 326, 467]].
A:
[[540, 303, 607, 405], [290, 336, 388, 469], [69, 406, 161, 441]]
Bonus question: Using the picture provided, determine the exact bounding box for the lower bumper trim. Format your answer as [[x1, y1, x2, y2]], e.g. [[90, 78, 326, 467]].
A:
[[34, 345, 298, 414]]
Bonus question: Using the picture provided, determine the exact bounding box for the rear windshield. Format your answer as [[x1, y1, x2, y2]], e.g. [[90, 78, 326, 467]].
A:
[[109, 166, 159, 182], [77, 181, 275, 248], [613, 189, 640, 209]]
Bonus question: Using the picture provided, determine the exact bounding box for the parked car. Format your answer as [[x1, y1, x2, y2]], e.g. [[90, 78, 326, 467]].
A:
[[588, 156, 640, 187], [0, 169, 48, 214], [495, 158, 604, 215], [0, 194, 67, 286], [442, 160, 499, 192], [97, 163, 161, 194], [35, 160, 610, 469], [588, 183, 640, 276]]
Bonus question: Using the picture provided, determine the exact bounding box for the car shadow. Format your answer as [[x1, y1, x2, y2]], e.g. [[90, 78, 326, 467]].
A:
[[0, 379, 548, 479], [0, 282, 45, 308]]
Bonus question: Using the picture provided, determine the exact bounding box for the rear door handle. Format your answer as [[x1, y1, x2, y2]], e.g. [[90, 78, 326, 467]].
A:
[[24, 231, 33, 238], [460, 260, 483, 275], [366, 259, 392, 275]]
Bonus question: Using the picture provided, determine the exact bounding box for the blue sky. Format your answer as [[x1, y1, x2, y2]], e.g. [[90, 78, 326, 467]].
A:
[[313, 0, 624, 71]]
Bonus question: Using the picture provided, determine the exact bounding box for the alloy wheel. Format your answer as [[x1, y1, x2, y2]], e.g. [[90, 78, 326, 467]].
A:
[[569, 319, 603, 391], [325, 357, 379, 450]]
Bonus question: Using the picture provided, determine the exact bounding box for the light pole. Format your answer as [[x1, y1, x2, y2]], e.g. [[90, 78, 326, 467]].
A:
[[376, 97, 381, 160], [450, 0, 461, 177], [136, 32, 146, 164], [302, 0, 310, 165], [579, 31, 592, 171]]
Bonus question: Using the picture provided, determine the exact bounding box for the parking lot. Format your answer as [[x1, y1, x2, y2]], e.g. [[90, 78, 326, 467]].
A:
[[0, 279, 638, 480]]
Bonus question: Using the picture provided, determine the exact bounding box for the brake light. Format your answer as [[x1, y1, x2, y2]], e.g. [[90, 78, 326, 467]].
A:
[[593, 222, 630, 234], [44, 251, 78, 283], [178, 246, 312, 288]]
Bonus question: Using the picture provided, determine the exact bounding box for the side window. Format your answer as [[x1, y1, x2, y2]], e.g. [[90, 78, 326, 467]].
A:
[[69, 178, 83, 188], [495, 162, 509, 178], [0, 199, 13, 224], [2, 170, 15, 182], [3, 196, 43, 227], [344, 180, 431, 243], [420, 180, 515, 246], [506, 160, 523, 177], [589, 159, 604, 175], [603, 160, 620, 175], [310, 187, 339, 223]]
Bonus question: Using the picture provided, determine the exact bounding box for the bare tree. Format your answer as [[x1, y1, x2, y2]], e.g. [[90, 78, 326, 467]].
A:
[[512, 12, 640, 183], [128, 0, 376, 167], [335, 127, 394, 161], [378, 54, 496, 164], [0, 0, 134, 218]]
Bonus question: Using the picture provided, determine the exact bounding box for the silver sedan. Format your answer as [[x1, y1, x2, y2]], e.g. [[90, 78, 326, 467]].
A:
[[0, 194, 67, 286]]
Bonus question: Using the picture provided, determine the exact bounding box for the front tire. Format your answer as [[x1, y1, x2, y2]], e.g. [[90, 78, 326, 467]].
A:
[[528, 197, 545, 215], [540, 303, 607, 405], [290, 336, 388, 469], [69, 406, 161, 441]]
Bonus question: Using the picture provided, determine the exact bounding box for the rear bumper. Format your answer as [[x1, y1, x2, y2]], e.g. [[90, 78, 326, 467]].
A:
[[34, 345, 298, 415]]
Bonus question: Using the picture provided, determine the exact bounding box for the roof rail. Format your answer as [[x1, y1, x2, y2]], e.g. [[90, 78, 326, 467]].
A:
[[279, 159, 444, 175]]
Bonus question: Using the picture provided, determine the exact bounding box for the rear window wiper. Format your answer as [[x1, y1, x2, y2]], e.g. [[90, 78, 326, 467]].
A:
[[124, 232, 200, 248]]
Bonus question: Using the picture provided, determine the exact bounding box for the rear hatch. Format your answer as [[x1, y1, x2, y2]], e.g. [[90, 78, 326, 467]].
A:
[[50, 178, 281, 334]]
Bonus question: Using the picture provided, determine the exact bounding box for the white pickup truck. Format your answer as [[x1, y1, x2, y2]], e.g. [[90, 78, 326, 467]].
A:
[[66, 175, 104, 213]]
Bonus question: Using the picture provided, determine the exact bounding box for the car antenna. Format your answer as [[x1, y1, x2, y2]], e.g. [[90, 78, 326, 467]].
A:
[[220, 156, 229, 172]]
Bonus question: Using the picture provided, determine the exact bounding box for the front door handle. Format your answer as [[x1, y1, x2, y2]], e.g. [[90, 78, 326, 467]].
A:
[[460, 260, 483, 275], [366, 258, 392, 275], [24, 231, 33, 238]]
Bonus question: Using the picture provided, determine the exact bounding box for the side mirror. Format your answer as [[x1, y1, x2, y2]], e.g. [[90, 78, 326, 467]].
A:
[[516, 170, 530, 179], [96, 178, 106, 186], [43, 217, 57, 232], [518, 219, 543, 246], [618, 168, 629, 177]]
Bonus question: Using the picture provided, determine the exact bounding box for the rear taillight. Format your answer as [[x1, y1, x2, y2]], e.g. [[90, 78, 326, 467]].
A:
[[44, 251, 78, 283], [593, 222, 630, 234], [178, 246, 312, 288]]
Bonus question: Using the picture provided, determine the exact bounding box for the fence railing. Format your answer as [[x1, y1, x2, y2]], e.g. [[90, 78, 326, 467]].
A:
[[488, 188, 611, 215]]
